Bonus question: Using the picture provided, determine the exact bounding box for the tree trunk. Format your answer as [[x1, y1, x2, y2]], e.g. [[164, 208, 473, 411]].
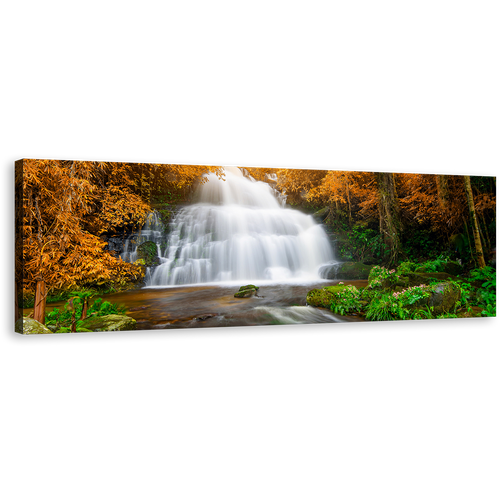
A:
[[345, 179, 352, 226], [33, 280, 47, 324], [463, 176, 486, 268], [436, 174, 450, 209], [79, 298, 88, 321], [376, 172, 403, 265]]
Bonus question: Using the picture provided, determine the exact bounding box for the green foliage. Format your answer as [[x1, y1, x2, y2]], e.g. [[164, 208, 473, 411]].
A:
[[397, 261, 417, 274], [343, 225, 383, 261], [467, 266, 496, 315], [329, 284, 362, 315], [414, 254, 451, 272], [481, 304, 496, 317], [45, 296, 126, 329], [402, 229, 439, 261], [367, 265, 399, 289], [365, 284, 434, 321], [157, 209, 171, 226], [435, 312, 459, 319], [469, 266, 496, 283], [55, 327, 71, 333], [365, 293, 407, 321], [152, 191, 182, 205]]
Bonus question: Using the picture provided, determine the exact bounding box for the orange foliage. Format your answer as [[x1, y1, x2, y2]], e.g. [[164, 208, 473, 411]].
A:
[[274, 168, 327, 204], [16, 160, 225, 296]]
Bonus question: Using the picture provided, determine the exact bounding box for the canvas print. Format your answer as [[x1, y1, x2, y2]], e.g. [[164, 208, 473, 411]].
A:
[[15, 159, 496, 334]]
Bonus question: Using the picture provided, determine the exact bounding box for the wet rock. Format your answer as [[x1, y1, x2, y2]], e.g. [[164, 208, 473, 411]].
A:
[[79, 314, 136, 332], [234, 284, 259, 298], [15, 317, 53, 335], [196, 313, 219, 321], [319, 262, 373, 280], [306, 285, 343, 308]]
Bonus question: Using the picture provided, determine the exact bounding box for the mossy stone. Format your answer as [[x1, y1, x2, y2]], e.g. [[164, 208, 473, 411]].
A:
[[15, 317, 52, 335], [136, 241, 160, 267], [79, 314, 136, 332]]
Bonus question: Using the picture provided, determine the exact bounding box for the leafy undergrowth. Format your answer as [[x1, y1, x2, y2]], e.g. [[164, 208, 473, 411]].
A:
[[308, 262, 496, 321], [44, 293, 127, 332]]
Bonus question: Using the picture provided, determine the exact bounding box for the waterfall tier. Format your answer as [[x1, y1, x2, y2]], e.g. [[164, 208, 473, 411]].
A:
[[147, 168, 335, 286]]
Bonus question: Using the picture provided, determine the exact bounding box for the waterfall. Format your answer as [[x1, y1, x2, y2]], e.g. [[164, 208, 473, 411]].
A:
[[120, 211, 165, 263], [147, 167, 335, 286]]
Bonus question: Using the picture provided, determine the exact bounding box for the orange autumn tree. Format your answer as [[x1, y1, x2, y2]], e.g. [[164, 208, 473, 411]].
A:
[[128, 162, 226, 204], [16, 160, 225, 319], [274, 168, 328, 204], [306, 170, 379, 224], [395, 173, 466, 239], [16, 160, 148, 309]]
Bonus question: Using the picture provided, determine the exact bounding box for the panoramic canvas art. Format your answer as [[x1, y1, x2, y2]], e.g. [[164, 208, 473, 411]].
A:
[[15, 159, 496, 334]]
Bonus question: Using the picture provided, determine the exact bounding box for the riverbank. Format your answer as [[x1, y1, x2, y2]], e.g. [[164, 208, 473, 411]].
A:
[[23, 280, 366, 331]]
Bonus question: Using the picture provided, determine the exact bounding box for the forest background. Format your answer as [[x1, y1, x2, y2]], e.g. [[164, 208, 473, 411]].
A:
[[16, 160, 496, 318]]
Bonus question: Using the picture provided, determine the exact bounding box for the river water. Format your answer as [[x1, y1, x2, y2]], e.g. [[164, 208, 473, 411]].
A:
[[23, 280, 366, 331], [100, 280, 366, 330]]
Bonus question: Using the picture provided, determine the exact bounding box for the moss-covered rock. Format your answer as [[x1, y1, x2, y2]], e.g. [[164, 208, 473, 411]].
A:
[[306, 284, 364, 313], [410, 282, 462, 315], [234, 284, 259, 298], [15, 317, 53, 335], [79, 314, 136, 332], [136, 241, 160, 267], [338, 262, 373, 279], [380, 272, 459, 291], [306, 285, 343, 308]]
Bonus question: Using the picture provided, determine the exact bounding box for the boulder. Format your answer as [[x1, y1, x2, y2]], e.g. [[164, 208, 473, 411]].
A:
[[319, 263, 340, 279], [136, 241, 160, 267], [410, 282, 462, 315], [442, 261, 462, 276], [319, 262, 373, 280], [79, 314, 136, 332], [306, 285, 342, 308], [381, 272, 458, 291], [15, 317, 53, 335], [234, 284, 259, 298]]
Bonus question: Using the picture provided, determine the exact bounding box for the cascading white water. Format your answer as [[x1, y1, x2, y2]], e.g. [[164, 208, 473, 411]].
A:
[[147, 167, 335, 286], [120, 211, 164, 262]]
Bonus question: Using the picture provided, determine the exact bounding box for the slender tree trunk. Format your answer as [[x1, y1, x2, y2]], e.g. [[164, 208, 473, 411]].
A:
[[463, 176, 486, 268], [345, 180, 352, 226], [481, 213, 492, 252], [79, 299, 88, 321], [33, 279, 47, 324], [376, 172, 403, 265], [436, 174, 450, 209]]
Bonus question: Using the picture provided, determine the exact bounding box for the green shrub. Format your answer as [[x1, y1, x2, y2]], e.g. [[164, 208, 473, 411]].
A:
[[329, 284, 362, 315], [397, 261, 417, 274], [45, 296, 126, 330], [367, 266, 399, 289], [365, 284, 434, 321]]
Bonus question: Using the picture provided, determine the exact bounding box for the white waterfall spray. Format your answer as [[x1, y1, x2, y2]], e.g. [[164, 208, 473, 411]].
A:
[[148, 167, 335, 286]]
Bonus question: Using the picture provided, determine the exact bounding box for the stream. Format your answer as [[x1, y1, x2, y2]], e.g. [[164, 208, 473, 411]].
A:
[[97, 279, 366, 330], [23, 280, 367, 331]]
